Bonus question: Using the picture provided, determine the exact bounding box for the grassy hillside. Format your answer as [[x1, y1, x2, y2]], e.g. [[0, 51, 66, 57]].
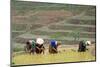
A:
[[11, 0, 96, 51]]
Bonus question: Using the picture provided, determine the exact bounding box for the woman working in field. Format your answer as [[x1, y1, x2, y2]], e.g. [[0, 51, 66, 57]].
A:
[[78, 40, 91, 52], [49, 40, 61, 54], [25, 40, 36, 54], [25, 38, 45, 54], [35, 38, 45, 54]]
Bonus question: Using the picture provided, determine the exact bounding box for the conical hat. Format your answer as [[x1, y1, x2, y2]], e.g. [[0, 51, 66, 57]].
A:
[[85, 41, 91, 45], [36, 38, 44, 44]]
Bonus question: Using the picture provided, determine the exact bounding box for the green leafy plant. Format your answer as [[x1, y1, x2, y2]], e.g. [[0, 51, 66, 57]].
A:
[[69, 29, 81, 41], [50, 32, 62, 39]]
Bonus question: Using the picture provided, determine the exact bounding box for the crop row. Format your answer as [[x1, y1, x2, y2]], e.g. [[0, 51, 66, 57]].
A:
[[31, 31, 95, 38]]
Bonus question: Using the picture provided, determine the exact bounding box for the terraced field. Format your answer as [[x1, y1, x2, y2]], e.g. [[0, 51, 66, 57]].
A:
[[11, 0, 96, 49], [11, 0, 96, 66]]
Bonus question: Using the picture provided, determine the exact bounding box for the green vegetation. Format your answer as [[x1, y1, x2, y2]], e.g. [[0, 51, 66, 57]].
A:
[[11, 1, 96, 66], [11, 1, 96, 45], [69, 28, 82, 41], [13, 47, 24, 52], [50, 32, 62, 39], [66, 18, 96, 25], [12, 24, 27, 31], [48, 25, 95, 32], [12, 32, 24, 38], [11, 0, 96, 58], [11, 0, 96, 15], [12, 47, 95, 65]]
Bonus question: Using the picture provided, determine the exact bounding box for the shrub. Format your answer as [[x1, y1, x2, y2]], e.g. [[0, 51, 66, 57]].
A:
[[13, 47, 24, 52]]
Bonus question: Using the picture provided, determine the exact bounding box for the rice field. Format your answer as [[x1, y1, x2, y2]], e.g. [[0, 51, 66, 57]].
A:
[[11, 1, 96, 66], [12, 45, 95, 66]]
